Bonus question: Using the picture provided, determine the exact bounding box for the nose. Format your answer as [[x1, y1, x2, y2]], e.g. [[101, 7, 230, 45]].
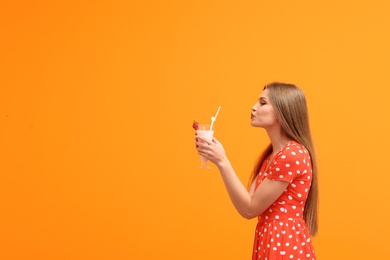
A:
[[252, 103, 258, 111]]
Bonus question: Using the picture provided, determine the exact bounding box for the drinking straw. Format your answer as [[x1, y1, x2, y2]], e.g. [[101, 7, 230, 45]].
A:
[[210, 106, 221, 131]]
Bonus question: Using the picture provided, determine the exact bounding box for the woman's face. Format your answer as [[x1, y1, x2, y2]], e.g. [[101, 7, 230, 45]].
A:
[[251, 89, 278, 128]]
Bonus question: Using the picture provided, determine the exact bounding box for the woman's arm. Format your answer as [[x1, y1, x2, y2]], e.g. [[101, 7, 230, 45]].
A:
[[216, 158, 288, 219], [196, 136, 289, 219], [248, 179, 256, 196]]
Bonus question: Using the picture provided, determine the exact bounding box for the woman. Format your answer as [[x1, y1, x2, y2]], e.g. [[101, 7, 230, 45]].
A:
[[195, 82, 318, 260]]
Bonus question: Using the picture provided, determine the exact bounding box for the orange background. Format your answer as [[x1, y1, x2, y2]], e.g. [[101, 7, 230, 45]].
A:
[[1, 1, 390, 259]]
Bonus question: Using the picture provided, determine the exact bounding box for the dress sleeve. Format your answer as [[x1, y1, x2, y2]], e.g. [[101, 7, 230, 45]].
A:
[[266, 144, 308, 183]]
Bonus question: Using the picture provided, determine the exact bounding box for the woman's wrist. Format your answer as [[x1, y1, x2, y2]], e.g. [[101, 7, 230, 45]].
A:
[[215, 156, 230, 170]]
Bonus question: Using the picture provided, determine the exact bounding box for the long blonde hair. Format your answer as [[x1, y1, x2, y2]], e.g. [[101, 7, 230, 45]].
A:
[[248, 82, 319, 236]]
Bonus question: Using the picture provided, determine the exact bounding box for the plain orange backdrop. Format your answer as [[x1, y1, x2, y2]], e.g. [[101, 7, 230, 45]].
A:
[[1, 1, 390, 259]]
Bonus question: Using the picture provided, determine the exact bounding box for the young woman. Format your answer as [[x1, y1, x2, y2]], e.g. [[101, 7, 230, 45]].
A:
[[195, 82, 318, 259]]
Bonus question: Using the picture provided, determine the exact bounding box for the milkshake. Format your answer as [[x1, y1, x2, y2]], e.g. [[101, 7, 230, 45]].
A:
[[196, 124, 214, 168]]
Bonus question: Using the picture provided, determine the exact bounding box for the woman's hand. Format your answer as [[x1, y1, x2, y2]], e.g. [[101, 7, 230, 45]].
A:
[[195, 135, 227, 166]]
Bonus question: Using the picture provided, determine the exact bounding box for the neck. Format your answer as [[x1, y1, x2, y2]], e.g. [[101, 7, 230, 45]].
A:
[[266, 127, 292, 154]]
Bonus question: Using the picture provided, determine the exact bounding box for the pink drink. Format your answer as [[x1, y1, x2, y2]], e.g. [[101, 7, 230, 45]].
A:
[[196, 124, 214, 168]]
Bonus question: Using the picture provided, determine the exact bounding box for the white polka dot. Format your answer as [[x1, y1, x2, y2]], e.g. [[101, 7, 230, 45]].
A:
[[286, 163, 290, 167], [276, 168, 280, 171], [280, 251, 286, 255], [286, 242, 290, 246], [293, 246, 298, 250], [297, 170, 301, 174], [291, 183, 296, 188], [279, 175, 284, 178], [281, 155, 286, 159], [288, 195, 293, 200], [296, 213, 300, 217], [273, 247, 277, 251], [298, 193, 302, 197], [275, 215, 280, 219], [292, 205, 297, 209], [291, 151, 296, 155], [290, 255, 294, 259], [296, 161, 300, 165]]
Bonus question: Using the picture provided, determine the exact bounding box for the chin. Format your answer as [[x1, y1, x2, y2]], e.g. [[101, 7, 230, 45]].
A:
[[251, 121, 265, 128]]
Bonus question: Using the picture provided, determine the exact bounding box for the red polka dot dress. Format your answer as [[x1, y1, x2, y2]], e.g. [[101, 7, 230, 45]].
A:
[[252, 141, 316, 260]]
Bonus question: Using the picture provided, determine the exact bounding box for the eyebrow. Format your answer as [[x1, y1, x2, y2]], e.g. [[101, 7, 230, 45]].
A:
[[258, 97, 267, 101]]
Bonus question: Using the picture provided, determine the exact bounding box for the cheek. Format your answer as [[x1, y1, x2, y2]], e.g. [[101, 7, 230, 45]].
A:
[[262, 109, 277, 123], [268, 111, 277, 121], [259, 108, 272, 116]]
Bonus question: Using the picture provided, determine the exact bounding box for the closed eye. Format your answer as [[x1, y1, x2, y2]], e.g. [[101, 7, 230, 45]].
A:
[[258, 97, 267, 106]]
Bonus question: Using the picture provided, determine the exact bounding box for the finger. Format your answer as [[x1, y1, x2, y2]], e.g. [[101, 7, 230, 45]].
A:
[[196, 139, 208, 147], [196, 136, 207, 143], [195, 142, 208, 152]]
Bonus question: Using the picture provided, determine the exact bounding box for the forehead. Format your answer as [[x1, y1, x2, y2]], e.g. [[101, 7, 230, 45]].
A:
[[258, 88, 269, 99]]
